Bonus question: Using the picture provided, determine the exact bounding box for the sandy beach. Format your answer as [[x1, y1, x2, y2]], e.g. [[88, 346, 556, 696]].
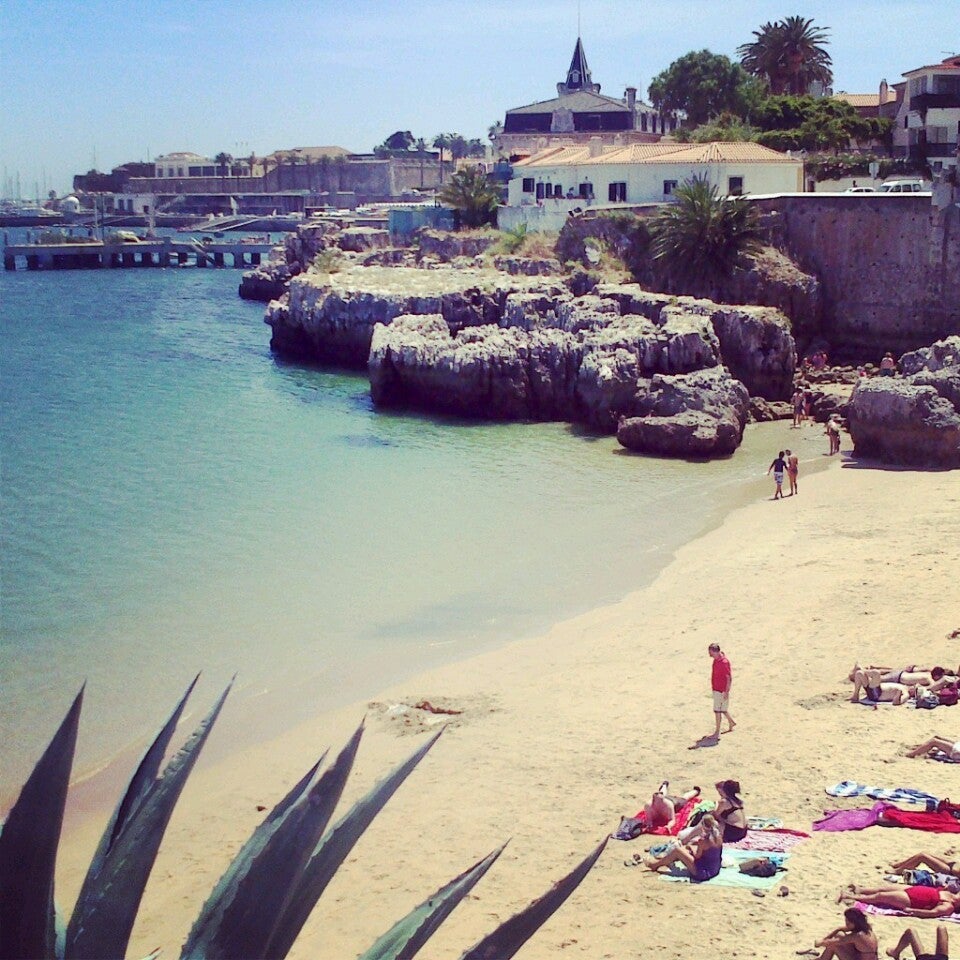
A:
[[53, 453, 960, 960]]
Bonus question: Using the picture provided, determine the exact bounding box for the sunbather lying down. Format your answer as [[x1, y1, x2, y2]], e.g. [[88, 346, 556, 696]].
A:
[[907, 737, 960, 761], [643, 780, 702, 832], [892, 852, 960, 878], [885, 925, 948, 960], [849, 664, 954, 687], [840, 883, 960, 918], [850, 669, 912, 705]]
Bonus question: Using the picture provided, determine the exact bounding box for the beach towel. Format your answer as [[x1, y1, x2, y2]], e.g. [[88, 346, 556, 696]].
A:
[[826, 781, 939, 808], [659, 849, 789, 890], [813, 803, 885, 832], [880, 805, 960, 833], [727, 828, 809, 853], [857, 901, 960, 923], [933, 749, 960, 764], [746, 817, 784, 830]]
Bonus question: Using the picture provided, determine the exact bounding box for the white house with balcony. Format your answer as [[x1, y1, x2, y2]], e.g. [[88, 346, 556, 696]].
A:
[[154, 152, 219, 178], [499, 140, 804, 232], [892, 55, 960, 174]]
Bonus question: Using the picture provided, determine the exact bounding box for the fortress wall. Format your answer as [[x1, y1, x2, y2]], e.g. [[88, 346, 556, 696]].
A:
[[754, 194, 960, 358]]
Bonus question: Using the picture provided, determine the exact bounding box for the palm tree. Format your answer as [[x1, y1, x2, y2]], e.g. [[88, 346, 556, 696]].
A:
[[488, 120, 504, 143], [738, 16, 832, 95], [214, 152, 233, 192], [466, 138, 486, 159], [432, 133, 451, 184], [439, 166, 500, 227], [649, 176, 763, 294], [415, 137, 428, 188]]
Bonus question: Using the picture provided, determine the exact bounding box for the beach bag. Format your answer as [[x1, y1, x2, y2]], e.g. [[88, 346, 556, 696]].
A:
[[938, 800, 960, 821], [738, 857, 779, 878], [939, 684, 959, 706], [917, 693, 940, 709], [614, 816, 645, 841]]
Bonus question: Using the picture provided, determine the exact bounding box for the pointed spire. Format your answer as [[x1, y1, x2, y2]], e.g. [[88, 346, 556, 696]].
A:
[[558, 36, 601, 95]]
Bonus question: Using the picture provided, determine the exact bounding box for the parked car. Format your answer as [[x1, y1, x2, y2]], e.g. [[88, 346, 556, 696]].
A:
[[878, 179, 927, 193], [844, 186, 876, 193]]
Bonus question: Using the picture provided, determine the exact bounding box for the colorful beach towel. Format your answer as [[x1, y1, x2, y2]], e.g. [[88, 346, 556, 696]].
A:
[[727, 828, 809, 853], [880, 805, 960, 833], [826, 781, 939, 808], [813, 803, 885, 832], [857, 901, 960, 923], [660, 849, 789, 890]]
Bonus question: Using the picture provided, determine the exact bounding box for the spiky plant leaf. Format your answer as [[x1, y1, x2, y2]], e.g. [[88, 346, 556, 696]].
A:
[[263, 727, 444, 959], [85, 675, 200, 886], [65, 680, 233, 960], [357, 843, 506, 960], [0, 687, 83, 960], [458, 837, 609, 960], [180, 725, 362, 960]]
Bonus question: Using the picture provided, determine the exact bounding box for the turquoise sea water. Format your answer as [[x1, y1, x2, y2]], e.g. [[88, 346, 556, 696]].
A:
[[0, 260, 820, 796]]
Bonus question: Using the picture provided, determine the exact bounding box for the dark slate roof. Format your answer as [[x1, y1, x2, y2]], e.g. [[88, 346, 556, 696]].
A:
[[565, 37, 593, 90], [507, 90, 632, 115]]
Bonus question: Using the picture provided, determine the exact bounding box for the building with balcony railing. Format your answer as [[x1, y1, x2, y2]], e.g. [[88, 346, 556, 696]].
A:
[[892, 55, 960, 173]]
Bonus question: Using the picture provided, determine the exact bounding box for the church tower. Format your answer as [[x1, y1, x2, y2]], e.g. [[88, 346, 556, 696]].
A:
[[557, 37, 601, 95]]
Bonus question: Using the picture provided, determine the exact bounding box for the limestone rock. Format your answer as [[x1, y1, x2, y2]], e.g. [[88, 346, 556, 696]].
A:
[[848, 340, 960, 467], [416, 229, 498, 261], [338, 228, 391, 252], [616, 368, 750, 458]]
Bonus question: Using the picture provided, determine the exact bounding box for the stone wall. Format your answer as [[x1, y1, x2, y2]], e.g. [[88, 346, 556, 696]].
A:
[[752, 194, 960, 360]]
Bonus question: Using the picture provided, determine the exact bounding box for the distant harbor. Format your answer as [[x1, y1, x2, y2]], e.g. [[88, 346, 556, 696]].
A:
[[3, 235, 274, 271]]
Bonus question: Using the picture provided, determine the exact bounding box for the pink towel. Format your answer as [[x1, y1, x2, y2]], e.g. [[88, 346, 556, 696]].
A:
[[858, 901, 960, 923], [728, 829, 809, 852]]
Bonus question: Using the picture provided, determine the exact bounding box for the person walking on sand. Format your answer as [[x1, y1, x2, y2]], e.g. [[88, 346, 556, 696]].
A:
[[767, 450, 787, 499], [708, 643, 734, 739], [826, 420, 841, 456], [786, 449, 799, 496]]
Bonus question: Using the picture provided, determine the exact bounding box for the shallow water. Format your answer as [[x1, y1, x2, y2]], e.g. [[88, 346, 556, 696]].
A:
[[0, 262, 826, 796]]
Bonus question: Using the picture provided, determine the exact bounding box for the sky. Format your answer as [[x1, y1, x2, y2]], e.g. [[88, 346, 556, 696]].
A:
[[0, 0, 953, 196]]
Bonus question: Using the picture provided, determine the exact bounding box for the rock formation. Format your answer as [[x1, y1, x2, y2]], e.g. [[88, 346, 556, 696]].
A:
[[848, 337, 960, 468], [616, 369, 750, 458]]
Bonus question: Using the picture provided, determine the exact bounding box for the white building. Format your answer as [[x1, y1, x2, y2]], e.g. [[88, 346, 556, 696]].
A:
[[154, 152, 218, 178], [892, 55, 960, 174], [500, 140, 804, 232]]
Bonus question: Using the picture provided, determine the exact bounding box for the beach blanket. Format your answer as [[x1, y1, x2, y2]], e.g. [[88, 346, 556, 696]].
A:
[[826, 781, 939, 808], [813, 803, 885, 832], [746, 817, 783, 830], [880, 806, 960, 833], [660, 849, 789, 890], [857, 901, 960, 923], [727, 828, 809, 853]]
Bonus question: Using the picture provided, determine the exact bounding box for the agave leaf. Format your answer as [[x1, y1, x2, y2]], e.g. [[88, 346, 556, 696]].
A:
[[180, 725, 362, 960], [65, 680, 233, 960], [357, 843, 507, 960], [0, 686, 83, 960], [458, 837, 609, 960], [85, 675, 200, 886], [263, 727, 444, 959]]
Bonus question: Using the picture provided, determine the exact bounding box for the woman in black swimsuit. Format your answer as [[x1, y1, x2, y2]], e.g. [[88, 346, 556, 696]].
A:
[[715, 779, 748, 843]]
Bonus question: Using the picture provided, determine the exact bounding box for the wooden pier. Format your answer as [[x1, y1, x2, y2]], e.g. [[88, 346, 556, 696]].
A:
[[3, 237, 275, 272]]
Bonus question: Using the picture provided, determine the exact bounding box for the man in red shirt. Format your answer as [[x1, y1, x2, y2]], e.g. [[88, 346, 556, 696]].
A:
[[709, 643, 735, 740]]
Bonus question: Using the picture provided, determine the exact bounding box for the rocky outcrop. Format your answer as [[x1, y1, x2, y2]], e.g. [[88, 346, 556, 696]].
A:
[[369, 305, 730, 434], [491, 256, 563, 276], [266, 268, 564, 366], [338, 227, 391, 252], [848, 337, 960, 467], [616, 369, 750, 458], [416, 229, 498, 261], [594, 286, 795, 400]]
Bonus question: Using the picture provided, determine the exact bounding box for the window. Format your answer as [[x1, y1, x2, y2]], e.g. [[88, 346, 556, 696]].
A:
[[663, 180, 678, 196], [535, 182, 545, 200], [189, 166, 202, 177], [554, 184, 563, 198], [608, 181, 627, 202], [640, 113, 648, 132], [578, 181, 594, 199], [728, 176, 744, 196], [177, 167, 184, 177], [522, 177, 535, 193]]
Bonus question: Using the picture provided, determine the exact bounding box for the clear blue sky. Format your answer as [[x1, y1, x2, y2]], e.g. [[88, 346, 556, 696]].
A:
[[0, 0, 951, 196]]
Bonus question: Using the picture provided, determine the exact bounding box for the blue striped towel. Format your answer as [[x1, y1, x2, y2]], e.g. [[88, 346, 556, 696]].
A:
[[825, 781, 939, 809]]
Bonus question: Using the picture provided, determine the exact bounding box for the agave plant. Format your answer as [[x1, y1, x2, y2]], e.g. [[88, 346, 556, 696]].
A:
[[0, 679, 606, 959]]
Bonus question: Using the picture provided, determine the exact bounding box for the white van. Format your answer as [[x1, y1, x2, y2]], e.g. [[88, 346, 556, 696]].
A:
[[878, 179, 927, 193]]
